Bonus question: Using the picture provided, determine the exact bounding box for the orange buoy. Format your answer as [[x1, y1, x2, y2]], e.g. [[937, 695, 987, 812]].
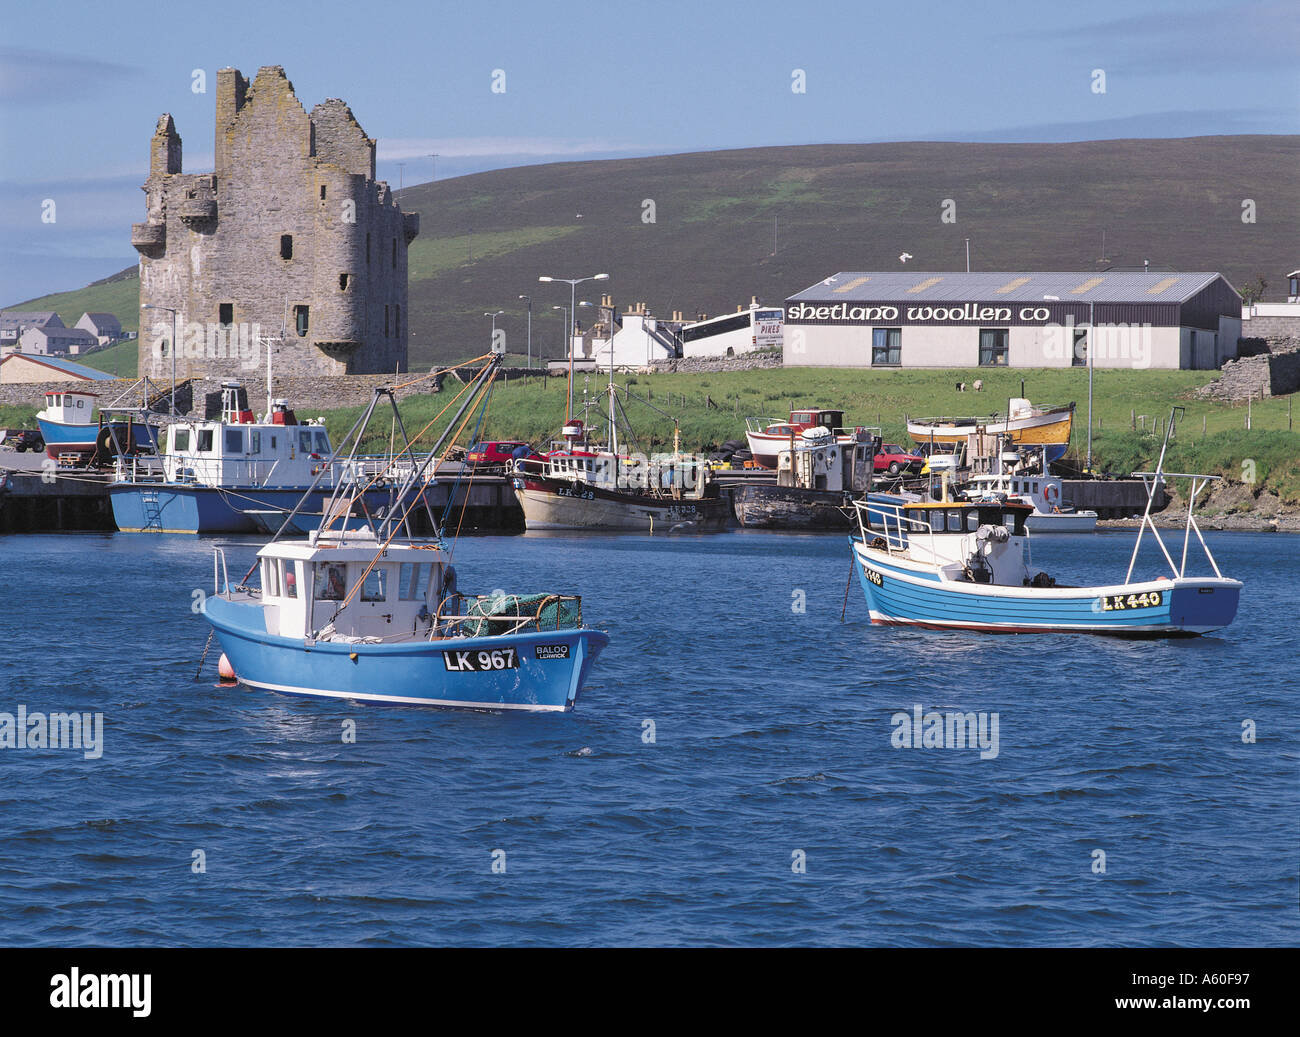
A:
[[217, 653, 236, 680]]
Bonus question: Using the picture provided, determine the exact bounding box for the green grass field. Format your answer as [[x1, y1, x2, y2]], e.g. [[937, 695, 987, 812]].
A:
[[313, 367, 1300, 504], [10, 270, 139, 335]]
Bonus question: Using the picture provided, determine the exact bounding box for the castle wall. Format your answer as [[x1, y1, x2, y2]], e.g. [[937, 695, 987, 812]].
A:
[[134, 65, 416, 382]]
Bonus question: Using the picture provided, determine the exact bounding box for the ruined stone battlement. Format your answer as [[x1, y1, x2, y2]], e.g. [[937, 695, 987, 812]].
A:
[[135, 65, 418, 379]]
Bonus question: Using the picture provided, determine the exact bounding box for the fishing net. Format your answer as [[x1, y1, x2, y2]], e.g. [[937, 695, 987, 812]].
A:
[[461, 594, 582, 638]]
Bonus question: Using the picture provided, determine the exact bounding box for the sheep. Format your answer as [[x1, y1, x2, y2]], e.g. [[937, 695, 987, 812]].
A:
[[973, 379, 983, 392], [956, 381, 967, 392]]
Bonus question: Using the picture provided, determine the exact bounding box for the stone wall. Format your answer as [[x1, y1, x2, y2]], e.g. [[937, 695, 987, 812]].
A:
[[1197, 346, 1300, 401], [1242, 315, 1300, 339], [649, 350, 784, 374]]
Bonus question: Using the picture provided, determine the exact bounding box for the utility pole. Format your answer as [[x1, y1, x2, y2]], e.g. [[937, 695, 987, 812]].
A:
[[518, 295, 532, 369]]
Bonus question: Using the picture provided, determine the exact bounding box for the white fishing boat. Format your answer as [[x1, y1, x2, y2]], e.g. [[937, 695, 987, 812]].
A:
[[961, 447, 1098, 533]]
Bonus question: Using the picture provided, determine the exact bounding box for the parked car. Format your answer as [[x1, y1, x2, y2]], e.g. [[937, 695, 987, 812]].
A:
[[0, 429, 44, 453], [465, 440, 530, 471], [873, 443, 924, 476]]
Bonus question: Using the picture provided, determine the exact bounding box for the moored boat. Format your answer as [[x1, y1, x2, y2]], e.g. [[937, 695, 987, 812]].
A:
[[109, 383, 393, 533], [201, 354, 610, 711], [733, 424, 872, 531], [513, 421, 730, 532], [850, 414, 1239, 636]]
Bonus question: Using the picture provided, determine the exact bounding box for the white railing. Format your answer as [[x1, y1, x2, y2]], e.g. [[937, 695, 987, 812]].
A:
[[116, 452, 403, 488], [853, 499, 936, 559]]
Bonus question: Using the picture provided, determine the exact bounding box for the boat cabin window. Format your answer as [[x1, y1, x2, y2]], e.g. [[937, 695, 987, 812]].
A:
[[315, 562, 346, 601], [225, 429, 244, 453], [314, 430, 329, 453], [284, 564, 297, 598], [399, 562, 431, 601], [77, 398, 85, 409], [197, 429, 213, 453], [299, 430, 314, 453], [250, 431, 261, 453], [173, 428, 190, 452], [262, 559, 280, 596], [361, 567, 387, 602]]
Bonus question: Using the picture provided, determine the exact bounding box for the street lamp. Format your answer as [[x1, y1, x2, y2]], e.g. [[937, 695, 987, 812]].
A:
[[142, 303, 178, 416], [484, 310, 504, 354], [539, 272, 609, 422], [518, 294, 532, 369]]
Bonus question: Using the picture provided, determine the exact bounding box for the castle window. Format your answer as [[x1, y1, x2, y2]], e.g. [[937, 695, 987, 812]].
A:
[[219, 303, 233, 327], [320, 185, 327, 201], [339, 273, 349, 291], [384, 305, 390, 336], [294, 305, 310, 337], [280, 234, 293, 261], [392, 239, 397, 268]]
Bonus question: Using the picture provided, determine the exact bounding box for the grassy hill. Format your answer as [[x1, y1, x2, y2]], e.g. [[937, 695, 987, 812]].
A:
[[9, 136, 1299, 373], [10, 265, 139, 335]]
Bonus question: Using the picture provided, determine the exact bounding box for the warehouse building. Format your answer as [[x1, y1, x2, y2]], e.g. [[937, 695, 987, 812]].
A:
[[784, 271, 1242, 370]]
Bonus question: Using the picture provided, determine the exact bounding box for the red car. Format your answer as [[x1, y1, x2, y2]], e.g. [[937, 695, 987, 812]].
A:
[[873, 443, 924, 476], [466, 440, 530, 470]]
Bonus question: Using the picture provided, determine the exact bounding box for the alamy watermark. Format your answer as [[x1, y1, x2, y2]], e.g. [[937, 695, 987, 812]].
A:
[[0, 705, 103, 759], [891, 704, 1000, 760], [149, 320, 262, 370]]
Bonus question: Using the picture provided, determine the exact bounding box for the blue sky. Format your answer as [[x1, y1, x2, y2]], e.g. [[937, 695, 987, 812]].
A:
[[2, 0, 1297, 302]]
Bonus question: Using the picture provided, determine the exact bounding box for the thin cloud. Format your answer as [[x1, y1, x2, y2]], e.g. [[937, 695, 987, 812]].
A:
[[0, 46, 137, 103]]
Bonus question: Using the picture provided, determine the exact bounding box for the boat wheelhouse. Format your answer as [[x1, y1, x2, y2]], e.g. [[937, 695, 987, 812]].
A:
[[961, 447, 1098, 533]]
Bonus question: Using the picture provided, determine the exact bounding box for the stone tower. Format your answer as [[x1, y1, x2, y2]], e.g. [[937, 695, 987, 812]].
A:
[[131, 66, 419, 379]]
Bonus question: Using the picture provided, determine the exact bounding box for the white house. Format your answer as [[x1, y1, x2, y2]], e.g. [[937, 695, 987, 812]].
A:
[[17, 324, 100, 356], [75, 311, 123, 346]]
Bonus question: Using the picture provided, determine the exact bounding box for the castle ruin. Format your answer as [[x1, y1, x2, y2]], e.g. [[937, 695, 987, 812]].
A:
[[132, 66, 419, 379]]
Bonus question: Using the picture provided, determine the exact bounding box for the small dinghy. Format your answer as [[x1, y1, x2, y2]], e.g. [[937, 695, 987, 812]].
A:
[[201, 354, 608, 711]]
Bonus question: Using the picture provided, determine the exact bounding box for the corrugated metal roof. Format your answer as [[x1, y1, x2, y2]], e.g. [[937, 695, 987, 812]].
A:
[[0, 353, 116, 380], [789, 271, 1227, 304]]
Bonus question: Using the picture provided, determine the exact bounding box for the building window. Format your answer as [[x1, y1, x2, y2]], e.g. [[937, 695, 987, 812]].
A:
[[339, 273, 349, 291], [294, 305, 309, 337], [280, 234, 293, 261], [979, 328, 1009, 366], [1071, 328, 1088, 367], [872, 327, 901, 366], [218, 303, 233, 327], [320, 185, 327, 201]]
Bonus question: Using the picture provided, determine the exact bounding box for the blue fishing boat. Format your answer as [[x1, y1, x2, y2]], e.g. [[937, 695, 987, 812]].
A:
[[850, 409, 1240, 636], [109, 383, 393, 533], [201, 354, 609, 711], [35, 388, 159, 462]]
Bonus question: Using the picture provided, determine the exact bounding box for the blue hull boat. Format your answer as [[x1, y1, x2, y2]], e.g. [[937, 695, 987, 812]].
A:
[[852, 546, 1238, 635], [199, 357, 611, 713], [205, 593, 607, 711], [109, 484, 393, 534], [853, 431, 1242, 636]]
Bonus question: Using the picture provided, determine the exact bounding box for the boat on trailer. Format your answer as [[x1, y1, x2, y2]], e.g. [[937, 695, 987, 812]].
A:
[[200, 354, 609, 711], [850, 409, 1240, 636], [907, 398, 1074, 463]]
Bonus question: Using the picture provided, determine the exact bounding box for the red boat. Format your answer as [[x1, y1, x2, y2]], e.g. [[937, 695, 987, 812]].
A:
[[744, 407, 869, 469]]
